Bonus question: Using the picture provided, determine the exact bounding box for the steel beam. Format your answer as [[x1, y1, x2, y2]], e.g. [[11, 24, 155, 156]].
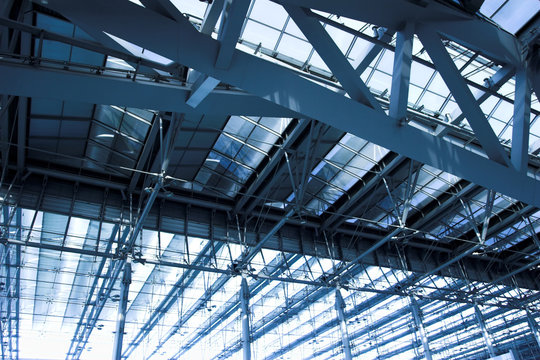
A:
[[473, 303, 497, 357], [187, 0, 249, 105], [14, 208, 20, 360], [511, 66, 532, 172], [352, 27, 394, 75], [35, 0, 540, 208], [335, 288, 353, 360], [215, 0, 251, 70], [234, 119, 309, 215], [275, 0, 521, 65], [284, 5, 382, 111], [200, 0, 225, 35], [186, 75, 221, 108], [6, 174, 540, 291], [240, 276, 251, 360], [417, 27, 510, 166], [389, 23, 414, 120], [112, 260, 132, 360], [435, 64, 515, 136], [0, 61, 294, 117], [409, 296, 433, 360]]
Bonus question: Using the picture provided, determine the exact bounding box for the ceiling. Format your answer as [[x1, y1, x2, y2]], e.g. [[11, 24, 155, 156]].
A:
[[0, 0, 540, 359]]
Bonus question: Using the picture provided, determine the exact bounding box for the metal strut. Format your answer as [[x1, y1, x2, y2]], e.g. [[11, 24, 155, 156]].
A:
[[112, 260, 132, 360], [473, 303, 496, 357], [409, 295, 433, 360], [240, 276, 251, 360], [335, 288, 353, 360]]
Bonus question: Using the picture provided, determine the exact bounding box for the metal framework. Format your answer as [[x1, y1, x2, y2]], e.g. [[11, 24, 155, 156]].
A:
[[0, 0, 539, 359]]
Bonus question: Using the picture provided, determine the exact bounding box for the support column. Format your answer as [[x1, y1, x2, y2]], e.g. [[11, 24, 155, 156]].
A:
[[335, 288, 353, 360], [526, 309, 540, 350], [389, 22, 414, 121], [511, 66, 531, 173], [240, 276, 251, 360], [112, 260, 132, 360], [409, 296, 432, 360], [474, 303, 496, 357]]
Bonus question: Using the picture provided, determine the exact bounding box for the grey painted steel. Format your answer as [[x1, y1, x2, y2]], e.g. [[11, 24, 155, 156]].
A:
[[389, 23, 414, 120], [5, 174, 540, 292], [335, 288, 353, 360], [409, 296, 433, 360], [511, 67, 532, 172], [33, 0, 540, 208], [474, 303, 496, 357], [112, 261, 132, 360], [417, 27, 509, 166], [240, 277, 251, 360], [284, 5, 382, 111], [275, 0, 521, 65], [0, 61, 294, 117]]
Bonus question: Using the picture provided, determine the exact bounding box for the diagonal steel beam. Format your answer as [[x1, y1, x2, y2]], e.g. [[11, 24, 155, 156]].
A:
[[417, 28, 510, 166], [352, 27, 394, 75], [284, 5, 382, 111], [435, 64, 515, 136], [200, 0, 225, 35]]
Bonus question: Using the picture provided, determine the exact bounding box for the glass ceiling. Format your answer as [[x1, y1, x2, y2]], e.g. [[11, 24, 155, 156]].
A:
[[2, 205, 540, 359], [2, 0, 540, 359]]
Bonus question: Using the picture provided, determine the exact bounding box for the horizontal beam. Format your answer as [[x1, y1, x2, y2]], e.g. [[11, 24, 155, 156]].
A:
[[36, 0, 540, 208], [0, 60, 294, 117], [275, 0, 521, 65], [4, 172, 540, 291]]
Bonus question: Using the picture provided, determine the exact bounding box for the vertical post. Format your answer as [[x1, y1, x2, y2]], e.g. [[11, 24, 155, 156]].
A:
[[112, 260, 132, 360], [335, 288, 353, 360], [511, 66, 531, 173], [474, 303, 496, 357], [240, 276, 251, 360], [526, 309, 540, 350], [15, 207, 20, 360], [409, 296, 432, 360], [389, 21, 414, 121]]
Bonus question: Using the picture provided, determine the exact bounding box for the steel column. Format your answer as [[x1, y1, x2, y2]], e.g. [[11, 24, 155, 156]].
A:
[[240, 276, 251, 360], [389, 22, 414, 120], [511, 66, 531, 172], [409, 296, 433, 360], [112, 260, 132, 360], [473, 303, 496, 357], [335, 288, 353, 360]]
